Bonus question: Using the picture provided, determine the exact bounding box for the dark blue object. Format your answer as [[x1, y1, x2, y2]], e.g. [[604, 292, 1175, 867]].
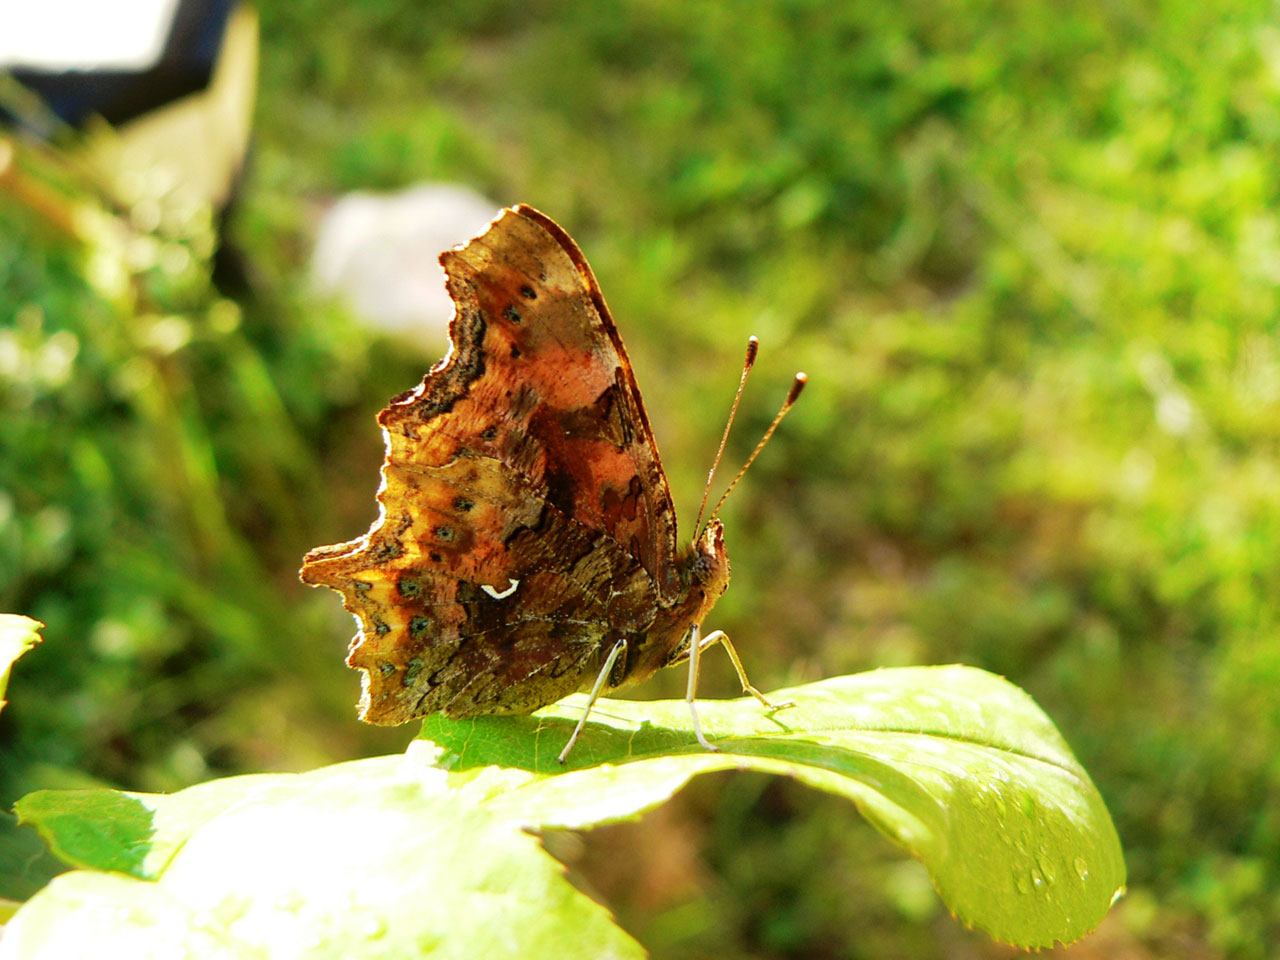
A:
[[4, 0, 238, 131]]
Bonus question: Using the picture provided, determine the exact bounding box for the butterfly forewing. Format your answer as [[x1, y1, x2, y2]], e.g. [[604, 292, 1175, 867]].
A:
[[300, 206, 686, 722]]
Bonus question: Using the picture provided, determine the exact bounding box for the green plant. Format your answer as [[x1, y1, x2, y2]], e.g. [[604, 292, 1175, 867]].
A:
[[3, 642, 1122, 956], [8, 1, 1279, 952]]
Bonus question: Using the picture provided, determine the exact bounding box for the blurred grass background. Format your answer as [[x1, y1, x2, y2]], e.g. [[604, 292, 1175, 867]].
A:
[[4, 0, 1280, 955]]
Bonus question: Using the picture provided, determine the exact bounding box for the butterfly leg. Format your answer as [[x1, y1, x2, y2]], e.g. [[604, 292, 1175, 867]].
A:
[[558, 637, 627, 764], [685, 623, 718, 752], [697, 629, 794, 710]]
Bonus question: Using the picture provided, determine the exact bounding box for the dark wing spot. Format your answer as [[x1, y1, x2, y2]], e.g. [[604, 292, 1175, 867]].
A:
[[378, 662, 396, 676], [435, 526, 455, 542], [480, 426, 498, 440], [409, 616, 429, 637], [404, 658, 424, 682], [373, 619, 391, 636], [520, 285, 537, 300], [429, 552, 443, 563], [510, 345, 522, 359], [453, 497, 474, 512], [397, 578, 421, 597], [503, 305, 523, 323]]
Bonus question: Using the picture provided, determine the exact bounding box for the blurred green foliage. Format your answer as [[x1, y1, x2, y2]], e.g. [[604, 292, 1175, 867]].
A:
[[4, 0, 1280, 956]]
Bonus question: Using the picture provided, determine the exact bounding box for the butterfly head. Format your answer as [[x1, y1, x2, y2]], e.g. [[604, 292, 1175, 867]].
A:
[[688, 517, 731, 602]]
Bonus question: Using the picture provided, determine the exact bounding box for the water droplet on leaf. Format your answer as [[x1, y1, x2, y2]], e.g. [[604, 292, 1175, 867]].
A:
[[991, 792, 1007, 819], [1037, 855, 1057, 885]]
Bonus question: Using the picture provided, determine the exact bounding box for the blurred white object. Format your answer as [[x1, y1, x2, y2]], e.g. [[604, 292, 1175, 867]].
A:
[[0, 0, 179, 71], [310, 184, 500, 351]]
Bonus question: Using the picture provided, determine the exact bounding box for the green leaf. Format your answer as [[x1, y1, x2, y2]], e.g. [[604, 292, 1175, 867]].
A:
[[6, 759, 642, 960], [0, 872, 241, 959], [0, 812, 66, 907], [7, 667, 1122, 954], [14, 773, 293, 880], [422, 666, 1125, 949], [0, 615, 44, 713], [0, 618, 62, 907]]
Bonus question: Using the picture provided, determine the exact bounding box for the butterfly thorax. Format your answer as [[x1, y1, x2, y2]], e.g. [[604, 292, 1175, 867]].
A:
[[610, 519, 731, 689]]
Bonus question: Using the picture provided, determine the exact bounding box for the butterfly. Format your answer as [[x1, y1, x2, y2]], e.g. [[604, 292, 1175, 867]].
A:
[[300, 205, 802, 761]]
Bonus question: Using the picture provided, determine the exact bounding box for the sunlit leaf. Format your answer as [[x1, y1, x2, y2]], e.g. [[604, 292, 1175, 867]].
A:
[[8, 667, 1122, 955], [0, 615, 43, 713], [5, 759, 641, 960], [424, 665, 1126, 948], [14, 773, 291, 880]]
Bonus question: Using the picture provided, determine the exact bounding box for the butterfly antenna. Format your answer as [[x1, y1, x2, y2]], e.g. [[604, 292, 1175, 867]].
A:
[[693, 337, 759, 539], [705, 371, 807, 526]]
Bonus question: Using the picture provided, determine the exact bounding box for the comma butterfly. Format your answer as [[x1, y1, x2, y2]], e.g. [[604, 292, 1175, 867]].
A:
[[300, 205, 802, 760]]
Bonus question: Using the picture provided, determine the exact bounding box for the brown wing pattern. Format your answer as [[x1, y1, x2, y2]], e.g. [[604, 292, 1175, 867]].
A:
[[300, 206, 682, 722], [427, 204, 679, 595]]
